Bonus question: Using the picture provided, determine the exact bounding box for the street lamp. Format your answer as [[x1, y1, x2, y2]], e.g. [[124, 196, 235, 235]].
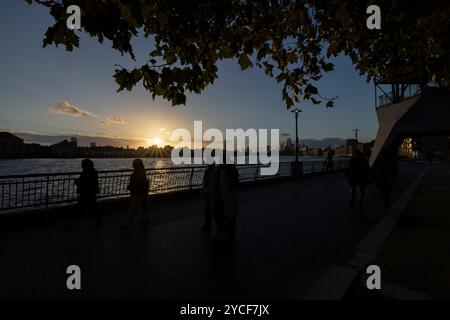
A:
[[352, 129, 360, 156], [291, 108, 302, 164], [353, 129, 360, 142]]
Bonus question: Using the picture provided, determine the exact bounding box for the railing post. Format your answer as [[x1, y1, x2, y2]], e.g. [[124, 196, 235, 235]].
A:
[[45, 176, 49, 209], [254, 164, 260, 181], [188, 167, 195, 190], [291, 161, 302, 177]]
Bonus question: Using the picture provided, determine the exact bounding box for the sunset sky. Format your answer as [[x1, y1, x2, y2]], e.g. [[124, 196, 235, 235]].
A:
[[0, 1, 378, 148]]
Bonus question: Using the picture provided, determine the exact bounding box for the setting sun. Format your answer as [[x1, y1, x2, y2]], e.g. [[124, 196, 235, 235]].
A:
[[148, 137, 164, 147]]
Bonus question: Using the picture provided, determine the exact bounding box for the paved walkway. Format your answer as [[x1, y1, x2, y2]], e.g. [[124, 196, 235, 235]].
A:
[[0, 162, 426, 300], [356, 162, 450, 299]]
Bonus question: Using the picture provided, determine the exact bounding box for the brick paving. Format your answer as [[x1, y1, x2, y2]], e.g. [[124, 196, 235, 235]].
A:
[[0, 162, 425, 300]]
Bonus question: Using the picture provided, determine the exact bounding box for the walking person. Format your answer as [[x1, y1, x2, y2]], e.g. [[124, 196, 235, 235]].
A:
[[346, 150, 371, 207], [325, 152, 334, 173], [121, 159, 149, 231], [71, 159, 101, 227], [201, 163, 215, 233], [210, 164, 239, 244], [221, 164, 239, 242], [372, 150, 399, 214]]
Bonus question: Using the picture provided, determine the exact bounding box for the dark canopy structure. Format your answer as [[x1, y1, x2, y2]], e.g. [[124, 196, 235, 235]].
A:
[[371, 87, 450, 164]]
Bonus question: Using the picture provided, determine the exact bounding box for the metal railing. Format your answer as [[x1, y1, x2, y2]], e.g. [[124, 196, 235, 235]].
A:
[[377, 84, 421, 108], [0, 160, 348, 213]]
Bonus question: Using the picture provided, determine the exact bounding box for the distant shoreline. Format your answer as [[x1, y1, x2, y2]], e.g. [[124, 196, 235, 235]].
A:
[[0, 152, 338, 160]]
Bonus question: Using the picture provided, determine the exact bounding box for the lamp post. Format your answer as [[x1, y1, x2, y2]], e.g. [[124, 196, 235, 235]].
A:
[[291, 108, 302, 165], [353, 129, 360, 142]]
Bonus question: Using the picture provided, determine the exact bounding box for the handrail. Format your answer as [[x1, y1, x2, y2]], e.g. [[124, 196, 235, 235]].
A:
[[376, 84, 421, 108], [0, 160, 348, 213], [0, 165, 209, 180]]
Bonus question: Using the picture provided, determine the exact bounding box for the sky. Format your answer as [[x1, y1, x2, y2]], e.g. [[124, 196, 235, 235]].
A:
[[0, 1, 378, 148]]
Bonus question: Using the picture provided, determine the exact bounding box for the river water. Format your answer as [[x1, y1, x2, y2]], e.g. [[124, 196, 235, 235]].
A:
[[0, 156, 330, 176]]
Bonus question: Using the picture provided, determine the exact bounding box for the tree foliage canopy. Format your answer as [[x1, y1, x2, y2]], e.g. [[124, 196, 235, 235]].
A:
[[27, 0, 450, 108]]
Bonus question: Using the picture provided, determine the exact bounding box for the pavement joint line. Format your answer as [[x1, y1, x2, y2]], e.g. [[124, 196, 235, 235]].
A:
[[305, 164, 430, 300]]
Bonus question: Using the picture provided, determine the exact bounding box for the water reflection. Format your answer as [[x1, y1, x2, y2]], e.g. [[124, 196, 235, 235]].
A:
[[0, 156, 326, 176]]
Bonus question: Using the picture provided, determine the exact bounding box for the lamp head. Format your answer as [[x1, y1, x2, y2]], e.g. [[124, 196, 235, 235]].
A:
[[291, 108, 302, 118]]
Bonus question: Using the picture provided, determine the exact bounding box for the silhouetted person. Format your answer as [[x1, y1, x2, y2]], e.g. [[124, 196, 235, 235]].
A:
[[121, 159, 149, 231], [73, 159, 100, 225], [210, 164, 239, 243], [201, 163, 215, 233], [325, 153, 334, 173], [372, 150, 399, 213], [346, 150, 371, 207]]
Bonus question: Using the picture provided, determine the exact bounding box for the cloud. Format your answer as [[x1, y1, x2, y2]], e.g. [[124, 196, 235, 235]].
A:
[[101, 117, 127, 127], [48, 101, 127, 128], [49, 101, 98, 119]]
